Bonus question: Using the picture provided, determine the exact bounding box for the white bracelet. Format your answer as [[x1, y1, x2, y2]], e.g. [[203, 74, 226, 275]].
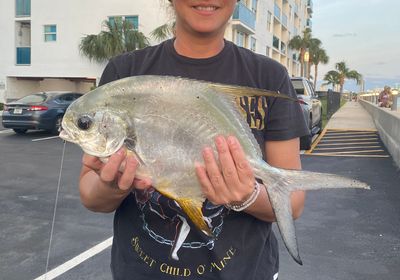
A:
[[225, 181, 261, 212]]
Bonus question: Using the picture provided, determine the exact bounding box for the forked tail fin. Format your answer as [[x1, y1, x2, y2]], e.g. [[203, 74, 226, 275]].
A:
[[255, 162, 370, 265]]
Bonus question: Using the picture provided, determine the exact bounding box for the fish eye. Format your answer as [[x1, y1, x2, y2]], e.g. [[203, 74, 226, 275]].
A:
[[77, 115, 93, 130]]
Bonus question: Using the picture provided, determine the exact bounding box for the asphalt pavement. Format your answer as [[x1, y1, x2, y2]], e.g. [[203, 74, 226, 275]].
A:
[[0, 101, 399, 280]]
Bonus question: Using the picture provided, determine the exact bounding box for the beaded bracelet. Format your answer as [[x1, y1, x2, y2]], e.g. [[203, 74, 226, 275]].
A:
[[225, 181, 261, 212]]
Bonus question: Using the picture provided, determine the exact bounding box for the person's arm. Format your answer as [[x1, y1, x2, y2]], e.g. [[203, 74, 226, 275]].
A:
[[244, 138, 305, 221], [79, 148, 151, 213], [195, 136, 305, 222]]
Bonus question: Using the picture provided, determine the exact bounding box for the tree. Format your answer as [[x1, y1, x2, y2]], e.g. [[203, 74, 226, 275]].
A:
[[306, 38, 322, 80], [323, 70, 340, 91], [79, 18, 149, 63], [333, 61, 362, 93], [310, 47, 329, 89], [288, 28, 313, 77], [150, 22, 175, 42]]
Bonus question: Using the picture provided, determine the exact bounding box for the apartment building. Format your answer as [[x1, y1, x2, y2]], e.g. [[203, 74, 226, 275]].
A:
[[0, 0, 312, 102]]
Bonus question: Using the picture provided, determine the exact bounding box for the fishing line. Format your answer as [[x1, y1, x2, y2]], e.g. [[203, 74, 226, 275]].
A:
[[44, 140, 67, 279]]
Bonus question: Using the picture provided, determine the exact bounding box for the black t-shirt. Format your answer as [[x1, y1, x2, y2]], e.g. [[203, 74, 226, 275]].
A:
[[99, 39, 308, 280]]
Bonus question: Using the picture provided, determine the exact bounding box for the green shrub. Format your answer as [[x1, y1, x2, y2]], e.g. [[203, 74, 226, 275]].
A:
[[0, 103, 3, 111]]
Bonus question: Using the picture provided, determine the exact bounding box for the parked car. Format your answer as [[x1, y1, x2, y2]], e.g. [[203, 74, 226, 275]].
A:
[[291, 77, 322, 150], [2, 91, 83, 134]]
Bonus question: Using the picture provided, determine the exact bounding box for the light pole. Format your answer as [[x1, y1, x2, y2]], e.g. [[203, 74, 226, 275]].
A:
[[303, 50, 309, 79]]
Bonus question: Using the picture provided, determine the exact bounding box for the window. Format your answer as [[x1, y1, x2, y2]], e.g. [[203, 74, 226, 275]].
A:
[[125, 16, 139, 30], [236, 31, 245, 47], [44, 25, 57, 42], [109, 15, 138, 30], [266, 46, 270, 57], [250, 37, 256, 52], [274, 2, 281, 20], [267, 11, 272, 32], [273, 36, 280, 49], [251, 0, 258, 14], [281, 41, 286, 54], [16, 0, 30, 17]]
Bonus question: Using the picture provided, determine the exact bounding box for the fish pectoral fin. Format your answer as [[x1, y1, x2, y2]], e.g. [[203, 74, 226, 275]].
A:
[[209, 83, 296, 101], [177, 198, 212, 237]]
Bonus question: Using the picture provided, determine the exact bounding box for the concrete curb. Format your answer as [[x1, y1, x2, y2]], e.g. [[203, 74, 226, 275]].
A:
[[359, 99, 400, 169]]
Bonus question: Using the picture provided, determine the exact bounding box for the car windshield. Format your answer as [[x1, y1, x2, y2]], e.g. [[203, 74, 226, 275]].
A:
[[16, 94, 47, 103], [291, 80, 306, 95]]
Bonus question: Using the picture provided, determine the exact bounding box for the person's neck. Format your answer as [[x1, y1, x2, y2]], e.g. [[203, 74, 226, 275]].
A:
[[173, 30, 225, 59]]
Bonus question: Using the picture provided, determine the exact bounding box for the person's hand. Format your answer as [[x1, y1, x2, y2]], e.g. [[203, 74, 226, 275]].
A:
[[195, 135, 255, 206], [82, 148, 152, 191]]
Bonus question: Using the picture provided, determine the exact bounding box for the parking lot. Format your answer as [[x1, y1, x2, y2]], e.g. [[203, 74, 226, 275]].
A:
[[1, 125, 399, 280]]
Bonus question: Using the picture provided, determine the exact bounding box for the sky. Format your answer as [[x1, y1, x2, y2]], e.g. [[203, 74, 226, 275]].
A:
[[312, 0, 400, 92]]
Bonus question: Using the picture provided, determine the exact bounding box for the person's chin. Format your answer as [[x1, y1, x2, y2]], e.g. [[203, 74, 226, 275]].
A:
[[189, 23, 225, 35]]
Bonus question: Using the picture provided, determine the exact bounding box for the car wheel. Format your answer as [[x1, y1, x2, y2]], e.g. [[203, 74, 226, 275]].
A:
[[300, 115, 313, 150], [13, 128, 27, 134], [300, 134, 312, 150], [50, 116, 63, 135]]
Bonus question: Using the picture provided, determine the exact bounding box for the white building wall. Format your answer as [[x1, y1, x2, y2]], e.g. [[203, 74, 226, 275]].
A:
[[0, 0, 15, 103], [0, 0, 311, 102]]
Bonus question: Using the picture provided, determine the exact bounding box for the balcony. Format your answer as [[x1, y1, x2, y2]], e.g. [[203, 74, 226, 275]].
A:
[[294, 4, 299, 16], [16, 47, 31, 65], [274, 3, 281, 20], [232, 2, 256, 34], [307, 0, 313, 14], [306, 18, 312, 28], [282, 13, 288, 27]]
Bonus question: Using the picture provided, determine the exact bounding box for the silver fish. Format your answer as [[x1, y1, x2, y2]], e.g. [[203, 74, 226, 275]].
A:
[[59, 75, 369, 264]]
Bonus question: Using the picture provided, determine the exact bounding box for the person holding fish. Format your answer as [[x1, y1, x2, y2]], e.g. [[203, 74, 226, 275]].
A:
[[75, 1, 312, 279]]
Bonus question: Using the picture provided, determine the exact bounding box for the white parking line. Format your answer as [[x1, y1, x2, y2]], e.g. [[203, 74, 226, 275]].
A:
[[32, 136, 60, 142], [33, 236, 113, 280], [0, 129, 13, 134]]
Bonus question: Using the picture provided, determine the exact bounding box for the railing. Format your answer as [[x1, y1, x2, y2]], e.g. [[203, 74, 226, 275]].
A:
[[307, 19, 312, 28], [307, 0, 313, 13], [282, 13, 288, 27], [274, 3, 281, 20], [232, 2, 256, 30], [16, 47, 31, 65]]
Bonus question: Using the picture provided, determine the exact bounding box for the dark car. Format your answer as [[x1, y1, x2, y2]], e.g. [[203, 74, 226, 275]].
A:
[[2, 91, 83, 134], [291, 77, 322, 150]]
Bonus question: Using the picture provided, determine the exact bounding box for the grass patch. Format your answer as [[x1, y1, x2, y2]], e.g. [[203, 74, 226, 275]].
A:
[[320, 97, 328, 128]]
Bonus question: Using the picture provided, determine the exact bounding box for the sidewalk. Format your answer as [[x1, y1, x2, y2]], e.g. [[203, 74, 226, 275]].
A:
[[325, 101, 377, 131]]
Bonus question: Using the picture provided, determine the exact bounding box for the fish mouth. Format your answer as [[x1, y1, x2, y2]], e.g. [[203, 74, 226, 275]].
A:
[[59, 129, 77, 143]]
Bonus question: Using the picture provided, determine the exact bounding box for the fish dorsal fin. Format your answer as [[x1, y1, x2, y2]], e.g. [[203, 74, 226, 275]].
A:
[[208, 83, 297, 101]]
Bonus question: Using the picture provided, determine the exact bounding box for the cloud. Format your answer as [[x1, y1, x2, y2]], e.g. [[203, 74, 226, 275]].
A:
[[332, 33, 357, 38], [374, 61, 386, 65]]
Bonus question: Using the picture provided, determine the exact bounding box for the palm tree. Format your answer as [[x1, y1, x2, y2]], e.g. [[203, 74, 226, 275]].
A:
[[306, 38, 322, 80], [323, 71, 340, 91], [150, 22, 175, 42], [79, 18, 149, 62], [288, 28, 312, 77], [333, 61, 362, 93], [310, 47, 329, 89]]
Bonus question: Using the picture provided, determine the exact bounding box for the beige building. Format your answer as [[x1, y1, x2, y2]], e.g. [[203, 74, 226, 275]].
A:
[[0, 0, 312, 102]]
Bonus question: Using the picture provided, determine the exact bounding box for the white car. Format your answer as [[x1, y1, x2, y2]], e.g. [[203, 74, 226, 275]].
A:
[[291, 77, 322, 150]]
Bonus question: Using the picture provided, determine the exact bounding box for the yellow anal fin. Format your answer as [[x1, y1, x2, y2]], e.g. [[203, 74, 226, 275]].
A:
[[177, 198, 212, 237]]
